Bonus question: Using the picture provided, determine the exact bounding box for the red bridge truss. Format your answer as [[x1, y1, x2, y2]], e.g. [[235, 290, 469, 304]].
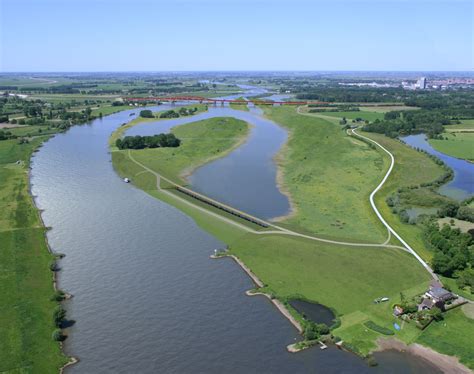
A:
[[124, 96, 323, 106]]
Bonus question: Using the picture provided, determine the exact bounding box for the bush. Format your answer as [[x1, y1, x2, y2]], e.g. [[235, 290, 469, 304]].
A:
[[50, 290, 66, 302], [53, 305, 66, 327], [456, 206, 474, 223], [49, 261, 58, 271], [52, 329, 65, 341], [364, 321, 394, 335], [139, 110, 154, 118]]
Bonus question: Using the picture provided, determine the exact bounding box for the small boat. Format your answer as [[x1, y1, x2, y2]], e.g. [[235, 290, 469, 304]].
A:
[[123, 178, 130, 183]]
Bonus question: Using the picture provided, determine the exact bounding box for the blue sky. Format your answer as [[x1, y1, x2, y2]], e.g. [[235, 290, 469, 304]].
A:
[[0, 0, 472, 71]]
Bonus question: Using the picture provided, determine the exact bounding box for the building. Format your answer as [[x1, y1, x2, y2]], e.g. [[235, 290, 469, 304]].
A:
[[417, 77, 427, 90], [418, 280, 455, 311]]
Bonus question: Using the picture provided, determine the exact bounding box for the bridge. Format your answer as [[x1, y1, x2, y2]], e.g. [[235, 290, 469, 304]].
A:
[[124, 96, 321, 106]]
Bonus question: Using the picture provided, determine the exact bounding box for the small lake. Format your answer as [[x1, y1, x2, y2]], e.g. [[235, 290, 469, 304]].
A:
[[288, 300, 336, 327], [401, 134, 474, 201]]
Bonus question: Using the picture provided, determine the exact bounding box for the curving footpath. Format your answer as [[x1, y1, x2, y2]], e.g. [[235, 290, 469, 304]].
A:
[[350, 128, 438, 279]]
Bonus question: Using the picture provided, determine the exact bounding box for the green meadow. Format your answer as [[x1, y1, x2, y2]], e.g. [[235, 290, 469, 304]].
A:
[[429, 132, 474, 161], [263, 106, 388, 243]]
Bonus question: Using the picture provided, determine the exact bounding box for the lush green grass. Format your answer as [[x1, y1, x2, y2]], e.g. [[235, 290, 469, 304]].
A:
[[263, 106, 388, 243], [361, 132, 447, 261], [416, 309, 474, 369], [445, 119, 474, 130], [429, 132, 474, 161], [229, 97, 249, 111], [0, 138, 69, 372], [231, 234, 429, 314], [230, 233, 430, 353]]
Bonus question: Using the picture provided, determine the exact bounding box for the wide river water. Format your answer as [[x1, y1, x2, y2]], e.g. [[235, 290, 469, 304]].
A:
[[30, 88, 442, 373]]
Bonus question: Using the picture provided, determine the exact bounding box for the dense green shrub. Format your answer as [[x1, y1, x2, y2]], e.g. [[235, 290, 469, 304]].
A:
[[52, 329, 65, 341], [139, 109, 154, 118]]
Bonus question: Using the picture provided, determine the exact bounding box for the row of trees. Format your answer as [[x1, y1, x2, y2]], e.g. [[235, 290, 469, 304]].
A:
[[116, 133, 181, 150]]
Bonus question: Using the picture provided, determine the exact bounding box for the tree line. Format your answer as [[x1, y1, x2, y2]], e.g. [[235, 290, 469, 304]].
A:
[[116, 133, 181, 149]]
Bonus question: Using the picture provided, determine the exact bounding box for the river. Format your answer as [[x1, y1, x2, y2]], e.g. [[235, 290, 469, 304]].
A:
[[401, 134, 474, 201], [30, 87, 442, 373]]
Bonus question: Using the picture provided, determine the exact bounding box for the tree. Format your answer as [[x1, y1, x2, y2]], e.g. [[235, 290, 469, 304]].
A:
[[437, 202, 459, 218], [139, 110, 154, 118], [429, 307, 444, 321], [317, 323, 330, 335], [303, 322, 320, 341], [52, 329, 65, 341], [53, 305, 67, 327]]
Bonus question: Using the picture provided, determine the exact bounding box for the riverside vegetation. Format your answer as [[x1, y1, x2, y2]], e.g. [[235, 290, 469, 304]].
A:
[[110, 104, 473, 369]]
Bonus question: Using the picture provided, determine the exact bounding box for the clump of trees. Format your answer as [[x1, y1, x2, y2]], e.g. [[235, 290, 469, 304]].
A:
[[303, 321, 330, 341], [116, 133, 181, 150], [364, 110, 450, 138], [139, 109, 154, 118], [159, 110, 180, 119], [424, 222, 473, 277], [0, 130, 15, 141], [438, 202, 474, 223]]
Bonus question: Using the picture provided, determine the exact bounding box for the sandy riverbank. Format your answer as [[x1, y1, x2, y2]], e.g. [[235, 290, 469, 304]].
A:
[[375, 338, 471, 374]]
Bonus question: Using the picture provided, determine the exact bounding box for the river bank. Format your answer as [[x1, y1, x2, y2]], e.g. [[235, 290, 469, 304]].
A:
[[375, 338, 471, 374], [0, 132, 72, 372]]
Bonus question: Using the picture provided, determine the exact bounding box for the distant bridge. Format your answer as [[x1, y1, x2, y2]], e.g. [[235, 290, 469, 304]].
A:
[[124, 96, 322, 106]]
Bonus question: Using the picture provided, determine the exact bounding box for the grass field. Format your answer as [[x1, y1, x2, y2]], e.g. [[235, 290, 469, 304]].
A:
[[263, 106, 388, 243], [0, 137, 69, 372], [416, 308, 474, 369], [445, 119, 474, 130], [429, 132, 474, 161]]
